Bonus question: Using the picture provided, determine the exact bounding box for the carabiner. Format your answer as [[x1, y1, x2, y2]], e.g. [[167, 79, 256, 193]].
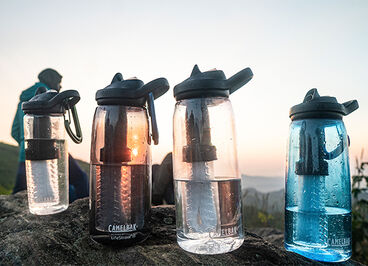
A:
[[63, 99, 83, 144]]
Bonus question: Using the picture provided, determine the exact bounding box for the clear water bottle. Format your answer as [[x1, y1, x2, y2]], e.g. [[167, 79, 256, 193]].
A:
[[172, 65, 253, 254], [89, 73, 169, 245], [285, 89, 358, 262], [22, 87, 83, 215]]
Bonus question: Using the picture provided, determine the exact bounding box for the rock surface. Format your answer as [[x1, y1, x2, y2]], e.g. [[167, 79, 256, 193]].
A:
[[0, 192, 362, 265], [249, 227, 284, 248]]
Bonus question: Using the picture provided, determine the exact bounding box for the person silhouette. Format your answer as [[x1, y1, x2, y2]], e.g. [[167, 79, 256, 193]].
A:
[[11, 68, 89, 201]]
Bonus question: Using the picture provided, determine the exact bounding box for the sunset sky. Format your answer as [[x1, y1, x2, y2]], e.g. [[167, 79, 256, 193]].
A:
[[0, 0, 367, 177]]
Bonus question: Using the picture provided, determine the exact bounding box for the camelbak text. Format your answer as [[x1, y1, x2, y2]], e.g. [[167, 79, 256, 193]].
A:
[[108, 224, 137, 233], [328, 237, 350, 247]]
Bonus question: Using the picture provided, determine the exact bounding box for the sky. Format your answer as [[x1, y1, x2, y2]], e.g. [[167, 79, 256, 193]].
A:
[[0, 0, 367, 177]]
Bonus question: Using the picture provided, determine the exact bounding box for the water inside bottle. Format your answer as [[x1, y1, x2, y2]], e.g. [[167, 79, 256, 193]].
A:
[[26, 139, 68, 215], [175, 178, 244, 254], [285, 206, 352, 262], [92, 163, 150, 241]]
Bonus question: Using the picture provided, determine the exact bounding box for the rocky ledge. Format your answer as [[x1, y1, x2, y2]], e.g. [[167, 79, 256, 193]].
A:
[[0, 192, 362, 265]]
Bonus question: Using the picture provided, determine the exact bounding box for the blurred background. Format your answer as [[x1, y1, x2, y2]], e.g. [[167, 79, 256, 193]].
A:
[[1, 0, 367, 176], [0, 0, 367, 262]]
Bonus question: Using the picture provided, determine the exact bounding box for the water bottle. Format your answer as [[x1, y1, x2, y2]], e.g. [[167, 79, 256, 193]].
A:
[[172, 65, 253, 254], [285, 88, 358, 262], [22, 87, 83, 215], [89, 73, 169, 245]]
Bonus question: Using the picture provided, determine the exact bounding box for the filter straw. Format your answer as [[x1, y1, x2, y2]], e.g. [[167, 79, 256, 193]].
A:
[[30, 160, 59, 204]]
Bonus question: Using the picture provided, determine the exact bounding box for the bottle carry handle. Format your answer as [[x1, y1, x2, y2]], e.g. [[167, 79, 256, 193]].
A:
[[142, 78, 170, 145], [52, 90, 83, 144], [138, 77, 170, 100], [228, 67, 253, 95], [342, 100, 359, 116], [49, 90, 80, 108], [63, 100, 83, 144], [147, 92, 158, 145], [323, 134, 345, 160]]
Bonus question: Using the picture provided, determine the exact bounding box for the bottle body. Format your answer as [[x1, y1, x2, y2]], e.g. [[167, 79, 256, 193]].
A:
[[89, 105, 151, 245], [173, 97, 243, 254], [285, 119, 352, 262], [24, 114, 68, 215]]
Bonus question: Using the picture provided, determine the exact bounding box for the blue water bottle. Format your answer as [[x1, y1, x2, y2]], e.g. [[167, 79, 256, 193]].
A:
[[285, 89, 358, 262]]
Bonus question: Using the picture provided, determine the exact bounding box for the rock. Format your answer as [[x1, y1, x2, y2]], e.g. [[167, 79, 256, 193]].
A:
[[249, 227, 284, 247], [0, 192, 362, 265]]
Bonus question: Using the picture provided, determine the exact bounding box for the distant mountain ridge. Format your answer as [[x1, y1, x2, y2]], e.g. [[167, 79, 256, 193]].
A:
[[0, 142, 89, 194], [241, 174, 285, 213], [241, 175, 368, 214], [242, 174, 284, 193], [243, 187, 284, 213]]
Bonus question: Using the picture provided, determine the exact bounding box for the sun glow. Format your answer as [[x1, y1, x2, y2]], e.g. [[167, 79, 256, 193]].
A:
[[132, 148, 138, 157]]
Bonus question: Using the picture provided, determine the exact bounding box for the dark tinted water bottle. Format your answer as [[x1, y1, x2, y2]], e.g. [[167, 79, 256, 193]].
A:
[[89, 73, 169, 245]]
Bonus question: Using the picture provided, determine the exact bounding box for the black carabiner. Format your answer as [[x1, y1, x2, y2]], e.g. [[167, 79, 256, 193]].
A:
[[147, 92, 159, 145], [63, 99, 83, 144]]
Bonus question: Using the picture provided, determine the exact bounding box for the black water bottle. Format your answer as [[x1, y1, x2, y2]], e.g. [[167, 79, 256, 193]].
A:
[[89, 73, 169, 245]]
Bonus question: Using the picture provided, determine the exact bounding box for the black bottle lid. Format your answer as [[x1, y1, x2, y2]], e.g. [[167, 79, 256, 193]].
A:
[[96, 73, 170, 145], [22, 87, 80, 115], [22, 87, 83, 143], [173, 65, 253, 100], [290, 88, 359, 120], [96, 73, 169, 106]]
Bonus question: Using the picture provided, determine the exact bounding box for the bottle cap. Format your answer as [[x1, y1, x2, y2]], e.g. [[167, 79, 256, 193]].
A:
[[96, 73, 170, 145], [290, 88, 359, 120], [22, 87, 80, 115], [173, 65, 253, 100], [95, 73, 169, 106], [22, 87, 83, 143]]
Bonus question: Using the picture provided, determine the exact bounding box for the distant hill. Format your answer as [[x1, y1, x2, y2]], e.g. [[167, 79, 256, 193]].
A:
[[243, 187, 284, 213], [0, 142, 19, 194], [241, 175, 285, 214], [242, 174, 284, 193], [242, 177, 368, 214], [0, 142, 89, 195]]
